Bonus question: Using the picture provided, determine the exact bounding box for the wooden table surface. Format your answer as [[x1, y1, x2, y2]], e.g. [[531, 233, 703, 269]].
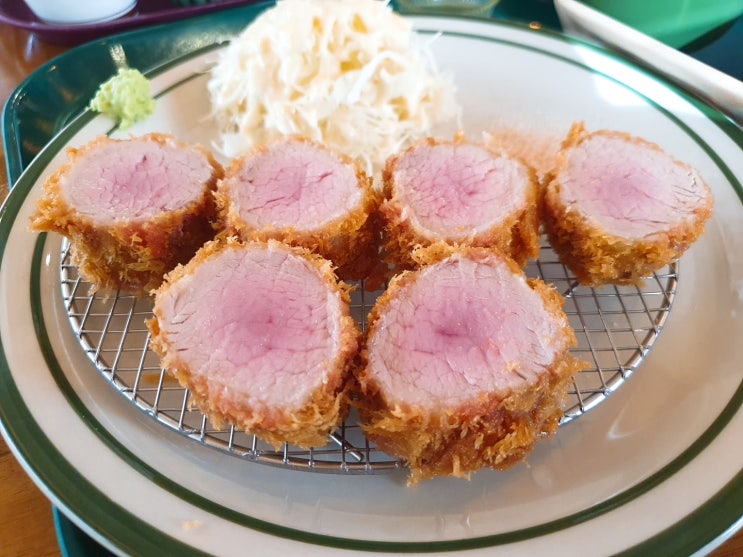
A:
[[1, 16, 742, 557]]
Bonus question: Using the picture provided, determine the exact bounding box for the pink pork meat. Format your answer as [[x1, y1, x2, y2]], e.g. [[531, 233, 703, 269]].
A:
[[215, 136, 381, 281], [30, 133, 222, 293], [148, 238, 359, 449], [355, 245, 585, 484], [542, 123, 714, 286], [380, 136, 540, 271]]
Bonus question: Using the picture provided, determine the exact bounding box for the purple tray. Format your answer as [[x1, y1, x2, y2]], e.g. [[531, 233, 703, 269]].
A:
[[0, 0, 261, 45]]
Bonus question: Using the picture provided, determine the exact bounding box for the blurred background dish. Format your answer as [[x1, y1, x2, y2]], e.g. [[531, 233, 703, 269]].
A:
[[555, 0, 743, 125], [580, 0, 743, 47], [22, 0, 136, 24], [395, 0, 500, 16], [0, 0, 261, 45]]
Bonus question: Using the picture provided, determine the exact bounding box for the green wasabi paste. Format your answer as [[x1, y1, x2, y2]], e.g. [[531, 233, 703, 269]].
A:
[[88, 67, 155, 129]]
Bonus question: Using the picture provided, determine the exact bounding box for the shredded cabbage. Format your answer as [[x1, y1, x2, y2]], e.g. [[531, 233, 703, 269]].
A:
[[207, 0, 459, 174]]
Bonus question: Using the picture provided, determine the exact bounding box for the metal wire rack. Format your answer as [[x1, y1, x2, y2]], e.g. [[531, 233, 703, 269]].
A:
[[58, 238, 677, 474]]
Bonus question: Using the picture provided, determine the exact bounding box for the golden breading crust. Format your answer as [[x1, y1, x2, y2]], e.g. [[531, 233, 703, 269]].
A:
[[214, 136, 383, 282], [29, 133, 223, 293], [353, 245, 587, 484], [542, 123, 714, 286], [379, 135, 541, 272], [147, 237, 360, 449]]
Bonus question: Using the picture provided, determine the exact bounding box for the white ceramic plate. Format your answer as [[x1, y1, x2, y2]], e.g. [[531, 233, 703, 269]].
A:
[[1, 14, 742, 557]]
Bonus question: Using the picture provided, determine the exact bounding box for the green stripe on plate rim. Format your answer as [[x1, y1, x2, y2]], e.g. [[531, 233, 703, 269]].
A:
[[0, 16, 741, 556]]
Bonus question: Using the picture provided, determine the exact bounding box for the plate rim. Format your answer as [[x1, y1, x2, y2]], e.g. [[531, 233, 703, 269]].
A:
[[2, 8, 743, 557], [0, 0, 263, 45]]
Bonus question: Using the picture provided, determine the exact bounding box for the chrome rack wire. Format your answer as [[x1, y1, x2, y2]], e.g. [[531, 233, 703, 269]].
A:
[[59, 238, 677, 474]]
